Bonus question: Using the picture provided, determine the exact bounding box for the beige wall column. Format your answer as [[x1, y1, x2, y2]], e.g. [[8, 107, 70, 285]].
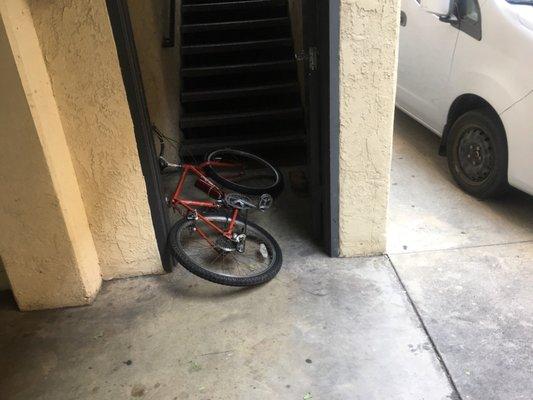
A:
[[0, 4, 101, 310], [27, 0, 162, 279], [338, 0, 400, 256]]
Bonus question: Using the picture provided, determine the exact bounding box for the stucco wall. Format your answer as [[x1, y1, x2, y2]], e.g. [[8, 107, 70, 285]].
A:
[[27, 0, 162, 279], [127, 0, 181, 160], [0, 3, 101, 310], [338, 0, 400, 256]]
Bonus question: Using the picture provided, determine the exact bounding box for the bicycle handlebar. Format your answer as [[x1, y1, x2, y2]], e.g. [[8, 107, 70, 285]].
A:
[[154, 125, 181, 173]]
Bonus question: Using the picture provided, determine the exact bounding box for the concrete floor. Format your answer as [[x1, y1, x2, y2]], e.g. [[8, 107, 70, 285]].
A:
[[389, 111, 533, 400], [1, 168, 456, 400], [0, 111, 531, 400]]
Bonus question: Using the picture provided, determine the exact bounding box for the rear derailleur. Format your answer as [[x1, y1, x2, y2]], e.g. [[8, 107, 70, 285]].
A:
[[215, 233, 246, 254]]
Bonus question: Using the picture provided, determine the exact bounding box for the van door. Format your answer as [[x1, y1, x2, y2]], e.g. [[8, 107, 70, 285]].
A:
[[397, 0, 459, 132]]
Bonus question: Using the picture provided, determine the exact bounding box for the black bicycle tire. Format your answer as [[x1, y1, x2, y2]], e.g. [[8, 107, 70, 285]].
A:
[[204, 149, 284, 197], [169, 215, 283, 286]]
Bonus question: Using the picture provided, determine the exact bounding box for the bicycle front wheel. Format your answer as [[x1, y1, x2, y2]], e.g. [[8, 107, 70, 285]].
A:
[[169, 215, 283, 286], [204, 149, 284, 197]]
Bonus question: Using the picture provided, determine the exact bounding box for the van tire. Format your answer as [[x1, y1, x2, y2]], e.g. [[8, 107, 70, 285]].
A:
[[447, 108, 509, 198]]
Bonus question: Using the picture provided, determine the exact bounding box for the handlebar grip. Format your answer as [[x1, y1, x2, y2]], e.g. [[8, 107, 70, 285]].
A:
[[159, 156, 169, 170]]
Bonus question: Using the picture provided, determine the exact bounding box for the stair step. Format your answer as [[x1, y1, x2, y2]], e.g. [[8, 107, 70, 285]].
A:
[[180, 108, 303, 128], [181, 131, 306, 155], [182, 82, 299, 102], [181, 59, 295, 77], [183, 0, 283, 12], [181, 17, 289, 33], [182, 38, 292, 54], [179, 0, 305, 150]]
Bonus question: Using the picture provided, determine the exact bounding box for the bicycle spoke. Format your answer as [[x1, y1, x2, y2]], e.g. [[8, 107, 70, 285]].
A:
[[177, 216, 276, 279], [230, 254, 259, 273]]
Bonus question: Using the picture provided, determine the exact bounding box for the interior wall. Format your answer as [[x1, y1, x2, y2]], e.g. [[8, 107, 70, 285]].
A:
[[127, 0, 181, 161], [338, 0, 400, 256], [0, 3, 101, 310], [27, 0, 162, 279]]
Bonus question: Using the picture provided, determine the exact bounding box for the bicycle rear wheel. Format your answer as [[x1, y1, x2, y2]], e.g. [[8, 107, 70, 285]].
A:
[[204, 149, 284, 197], [169, 215, 282, 286]]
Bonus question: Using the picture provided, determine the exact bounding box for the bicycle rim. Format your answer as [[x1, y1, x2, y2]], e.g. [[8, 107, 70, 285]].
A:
[[205, 149, 282, 194]]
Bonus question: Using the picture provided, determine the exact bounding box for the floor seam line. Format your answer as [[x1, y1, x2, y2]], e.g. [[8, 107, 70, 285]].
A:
[[386, 255, 464, 400], [387, 239, 533, 257]]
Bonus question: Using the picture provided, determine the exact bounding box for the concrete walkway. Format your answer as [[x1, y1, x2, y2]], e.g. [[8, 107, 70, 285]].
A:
[[0, 169, 457, 400], [0, 111, 530, 400], [389, 111, 533, 400]]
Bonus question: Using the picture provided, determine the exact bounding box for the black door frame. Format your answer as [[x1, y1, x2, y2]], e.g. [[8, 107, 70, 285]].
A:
[[302, 0, 340, 256], [302, 0, 323, 245], [105, 0, 340, 259], [324, 0, 341, 257], [106, 0, 173, 271]]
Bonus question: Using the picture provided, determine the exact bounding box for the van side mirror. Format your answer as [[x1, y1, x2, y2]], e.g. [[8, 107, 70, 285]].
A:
[[420, 0, 453, 17]]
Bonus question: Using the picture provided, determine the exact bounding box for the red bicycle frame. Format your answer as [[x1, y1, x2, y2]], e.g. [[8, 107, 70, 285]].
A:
[[170, 161, 242, 244]]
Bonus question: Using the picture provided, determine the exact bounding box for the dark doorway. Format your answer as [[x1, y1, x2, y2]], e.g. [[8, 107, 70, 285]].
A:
[[105, 0, 339, 259]]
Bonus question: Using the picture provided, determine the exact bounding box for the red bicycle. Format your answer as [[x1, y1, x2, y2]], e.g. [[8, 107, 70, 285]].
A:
[[156, 130, 284, 286]]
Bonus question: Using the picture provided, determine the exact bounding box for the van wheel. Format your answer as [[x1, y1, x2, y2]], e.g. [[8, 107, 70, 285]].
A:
[[447, 108, 509, 198]]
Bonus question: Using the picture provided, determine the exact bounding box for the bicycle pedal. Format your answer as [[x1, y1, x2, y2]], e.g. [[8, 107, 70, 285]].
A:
[[186, 210, 198, 221], [258, 194, 273, 211]]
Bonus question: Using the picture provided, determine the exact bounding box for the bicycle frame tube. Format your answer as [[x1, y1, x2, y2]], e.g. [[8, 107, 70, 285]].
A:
[[171, 164, 240, 239]]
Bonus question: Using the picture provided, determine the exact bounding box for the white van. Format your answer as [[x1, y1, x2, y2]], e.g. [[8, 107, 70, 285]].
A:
[[397, 0, 533, 198]]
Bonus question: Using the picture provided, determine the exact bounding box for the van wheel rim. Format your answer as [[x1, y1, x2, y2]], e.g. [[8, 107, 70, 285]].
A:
[[457, 128, 494, 183]]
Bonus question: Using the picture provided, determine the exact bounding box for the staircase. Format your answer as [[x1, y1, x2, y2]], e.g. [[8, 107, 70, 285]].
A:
[[179, 0, 305, 155]]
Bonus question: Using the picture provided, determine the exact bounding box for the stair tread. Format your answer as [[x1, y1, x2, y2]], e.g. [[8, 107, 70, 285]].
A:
[[181, 59, 295, 76], [182, 82, 299, 102], [183, 131, 305, 145], [183, 0, 283, 12], [182, 38, 292, 54], [182, 107, 302, 120], [180, 107, 303, 128], [181, 17, 289, 32], [180, 132, 306, 155]]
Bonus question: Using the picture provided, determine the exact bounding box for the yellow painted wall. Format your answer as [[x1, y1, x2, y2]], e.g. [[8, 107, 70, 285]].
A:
[[27, 0, 162, 279], [338, 0, 400, 256], [0, 3, 101, 310], [127, 0, 181, 160]]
